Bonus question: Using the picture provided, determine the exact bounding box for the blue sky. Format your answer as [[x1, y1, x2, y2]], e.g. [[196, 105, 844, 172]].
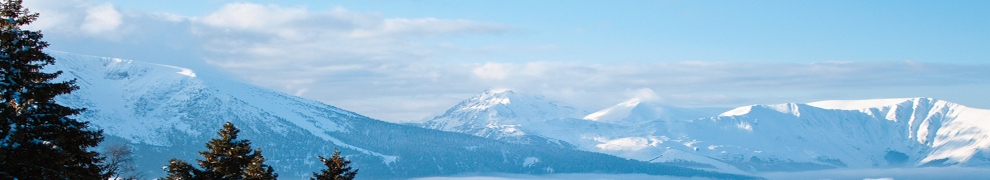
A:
[[22, 0, 990, 122], [99, 0, 990, 63]]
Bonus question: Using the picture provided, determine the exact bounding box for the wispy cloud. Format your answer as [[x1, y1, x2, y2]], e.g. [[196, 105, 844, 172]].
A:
[[187, 3, 511, 101], [25, 0, 122, 37], [80, 3, 122, 35], [443, 61, 990, 111], [23, 0, 990, 122], [242, 59, 990, 122]]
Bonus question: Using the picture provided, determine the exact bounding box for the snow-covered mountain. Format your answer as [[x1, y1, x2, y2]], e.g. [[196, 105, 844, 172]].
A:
[[425, 90, 990, 174], [49, 50, 990, 178], [583, 98, 724, 126], [47, 52, 744, 179], [807, 98, 990, 167], [657, 97, 990, 172], [423, 89, 587, 145]]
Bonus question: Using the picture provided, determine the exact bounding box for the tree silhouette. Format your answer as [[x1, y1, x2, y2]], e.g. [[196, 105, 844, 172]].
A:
[[0, 0, 104, 179], [164, 122, 276, 180], [311, 148, 358, 180]]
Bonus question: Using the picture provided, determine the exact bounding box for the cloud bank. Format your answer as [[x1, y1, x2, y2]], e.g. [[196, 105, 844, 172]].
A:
[[23, 0, 990, 122]]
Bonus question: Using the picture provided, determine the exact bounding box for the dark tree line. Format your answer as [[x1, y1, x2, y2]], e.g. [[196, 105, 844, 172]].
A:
[[164, 122, 278, 180], [164, 122, 358, 180], [0, 0, 105, 178]]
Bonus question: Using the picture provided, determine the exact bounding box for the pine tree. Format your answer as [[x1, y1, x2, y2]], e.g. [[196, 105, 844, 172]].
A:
[[0, 0, 104, 179], [311, 148, 358, 180], [164, 122, 277, 180], [164, 159, 200, 180], [244, 149, 277, 180]]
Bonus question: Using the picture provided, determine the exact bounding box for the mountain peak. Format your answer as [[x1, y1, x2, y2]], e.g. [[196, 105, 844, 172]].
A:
[[425, 89, 585, 138], [438, 89, 584, 121], [484, 87, 514, 94], [459, 89, 520, 110], [52, 52, 739, 179], [584, 98, 643, 121], [584, 98, 724, 125], [807, 97, 946, 110]]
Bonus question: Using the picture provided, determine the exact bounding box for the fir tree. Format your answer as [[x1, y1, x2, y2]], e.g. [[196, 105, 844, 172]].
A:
[[311, 148, 358, 180], [244, 149, 277, 180], [164, 159, 200, 180], [0, 0, 104, 179], [164, 122, 277, 180]]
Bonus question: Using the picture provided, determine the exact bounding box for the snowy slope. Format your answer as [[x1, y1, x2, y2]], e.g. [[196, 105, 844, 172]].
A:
[[48, 52, 744, 179], [426, 90, 990, 174], [421, 91, 749, 173], [51, 52, 390, 177], [584, 98, 724, 126], [423, 89, 587, 145], [601, 98, 990, 172], [807, 98, 990, 166]]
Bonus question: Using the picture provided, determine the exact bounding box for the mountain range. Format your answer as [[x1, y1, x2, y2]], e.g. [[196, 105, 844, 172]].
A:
[[45, 51, 990, 179], [48, 52, 746, 179], [422, 89, 990, 174]]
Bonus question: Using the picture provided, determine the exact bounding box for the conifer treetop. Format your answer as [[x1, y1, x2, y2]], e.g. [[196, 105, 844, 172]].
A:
[[0, 0, 37, 30], [0, 0, 104, 179], [311, 148, 358, 180], [164, 122, 276, 180]]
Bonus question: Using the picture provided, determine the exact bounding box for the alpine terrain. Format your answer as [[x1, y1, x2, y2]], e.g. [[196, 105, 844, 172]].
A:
[[423, 89, 588, 147], [423, 90, 990, 174], [47, 52, 747, 179]]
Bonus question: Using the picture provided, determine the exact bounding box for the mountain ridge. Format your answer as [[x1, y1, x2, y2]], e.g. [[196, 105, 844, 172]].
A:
[[46, 50, 990, 178], [584, 98, 724, 126], [423, 89, 587, 145], [48, 52, 746, 179], [423, 90, 990, 173]]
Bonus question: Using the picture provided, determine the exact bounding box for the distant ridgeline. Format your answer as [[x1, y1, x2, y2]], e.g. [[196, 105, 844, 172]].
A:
[[421, 88, 990, 174], [51, 52, 750, 179]]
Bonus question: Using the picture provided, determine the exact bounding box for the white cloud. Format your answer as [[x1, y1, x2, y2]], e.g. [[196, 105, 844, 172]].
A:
[[627, 88, 662, 102], [293, 88, 309, 97], [24, 0, 125, 38], [473, 62, 511, 80], [23, 0, 86, 32], [199, 3, 299, 30], [194, 3, 505, 40], [188, 3, 510, 99], [365, 18, 505, 38], [22, 0, 990, 123], [445, 61, 990, 116], [80, 3, 122, 34]]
